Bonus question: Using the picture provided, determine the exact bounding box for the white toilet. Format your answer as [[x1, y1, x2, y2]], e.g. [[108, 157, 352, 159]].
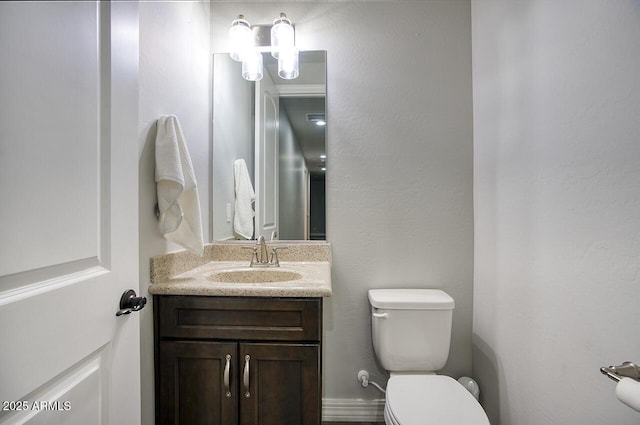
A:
[[368, 289, 490, 425]]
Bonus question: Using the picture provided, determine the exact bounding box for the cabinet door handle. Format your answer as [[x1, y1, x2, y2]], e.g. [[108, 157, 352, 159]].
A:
[[243, 355, 250, 398], [224, 354, 231, 397]]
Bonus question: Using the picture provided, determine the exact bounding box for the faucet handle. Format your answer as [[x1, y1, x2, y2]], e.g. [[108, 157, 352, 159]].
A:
[[269, 246, 288, 266], [241, 246, 259, 265]]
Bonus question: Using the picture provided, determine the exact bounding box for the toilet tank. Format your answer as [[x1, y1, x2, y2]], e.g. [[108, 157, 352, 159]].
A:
[[368, 289, 455, 373]]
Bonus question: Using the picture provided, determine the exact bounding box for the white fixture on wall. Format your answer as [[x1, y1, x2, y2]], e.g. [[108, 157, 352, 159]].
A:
[[241, 51, 263, 81], [229, 13, 299, 82], [229, 15, 253, 62], [270, 13, 294, 59]]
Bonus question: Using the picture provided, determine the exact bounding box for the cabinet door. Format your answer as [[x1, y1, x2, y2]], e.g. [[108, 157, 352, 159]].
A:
[[158, 341, 238, 425], [239, 343, 320, 425]]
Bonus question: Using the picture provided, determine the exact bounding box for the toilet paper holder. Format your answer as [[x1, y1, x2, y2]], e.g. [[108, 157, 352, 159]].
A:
[[600, 361, 640, 383]]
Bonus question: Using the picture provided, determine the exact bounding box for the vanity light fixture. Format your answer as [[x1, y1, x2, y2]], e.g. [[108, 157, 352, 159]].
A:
[[229, 15, 253, 62], [229, 13, 299, 82], [242, 51, 263, 81], [270, 13, 295, 59], [278, 47, 299, 80]]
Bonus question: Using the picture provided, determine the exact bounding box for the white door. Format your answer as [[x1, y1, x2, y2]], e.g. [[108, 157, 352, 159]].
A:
[[0, 2, 141, 425], [254, 71, 279, 240]]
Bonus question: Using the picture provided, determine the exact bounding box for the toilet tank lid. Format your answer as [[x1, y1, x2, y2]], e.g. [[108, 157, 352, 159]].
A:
[[368, 289, 455, 310]]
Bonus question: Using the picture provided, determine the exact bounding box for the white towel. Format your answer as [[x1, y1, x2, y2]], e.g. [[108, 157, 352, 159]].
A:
[[233, 158, 255, 239], [155, 115, 204, 256]]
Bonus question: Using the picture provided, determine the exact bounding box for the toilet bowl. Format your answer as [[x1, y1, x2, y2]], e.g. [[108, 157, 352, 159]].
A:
[[368, 289, 490, 425], [384, 375, 489, 425]]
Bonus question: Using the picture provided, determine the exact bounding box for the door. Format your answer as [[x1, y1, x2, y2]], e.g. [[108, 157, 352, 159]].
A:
[[254, 71, 279, 240], [239, 343, 320, 425], [0, 2, 140, 424], [158, 342, 238, 425]]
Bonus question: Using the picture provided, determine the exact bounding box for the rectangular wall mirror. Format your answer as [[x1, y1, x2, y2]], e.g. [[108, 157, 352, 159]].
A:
[[211, 50, 327, 241]]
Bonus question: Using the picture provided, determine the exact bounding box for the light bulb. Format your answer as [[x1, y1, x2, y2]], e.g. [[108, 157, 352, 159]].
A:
[[278, 47, 299, 80], [229, 15, 253, 62], [242, 51, 263, 81], [271, 13, 294, 59]]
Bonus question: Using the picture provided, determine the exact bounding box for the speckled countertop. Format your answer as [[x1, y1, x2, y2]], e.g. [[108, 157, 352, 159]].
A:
[[149, 242, 332, 298]]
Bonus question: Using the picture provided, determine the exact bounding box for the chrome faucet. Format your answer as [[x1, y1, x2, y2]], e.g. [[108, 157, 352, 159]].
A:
[[243, 235, 287, 267], [256, 235, 268, 264]]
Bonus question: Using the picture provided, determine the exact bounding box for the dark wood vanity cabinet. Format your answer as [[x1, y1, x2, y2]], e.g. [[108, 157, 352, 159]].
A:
[[154, 296, 322, 425]]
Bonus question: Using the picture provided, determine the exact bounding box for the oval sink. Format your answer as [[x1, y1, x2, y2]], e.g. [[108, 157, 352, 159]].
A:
[[207, 269, 303, 284]]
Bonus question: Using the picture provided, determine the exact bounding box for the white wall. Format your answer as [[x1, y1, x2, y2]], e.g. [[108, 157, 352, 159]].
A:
[[138, 2, 211, 424], [472, 1, 640, 424], [212, 1, 473, 415]]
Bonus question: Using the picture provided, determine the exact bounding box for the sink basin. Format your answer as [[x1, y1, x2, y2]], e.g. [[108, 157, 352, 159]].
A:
[[149, 258, 332, 297], [207, 269, 303, 284]]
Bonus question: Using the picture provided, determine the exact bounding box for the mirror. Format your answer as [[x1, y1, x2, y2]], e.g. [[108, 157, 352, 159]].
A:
[[212, 51, 327, 241]]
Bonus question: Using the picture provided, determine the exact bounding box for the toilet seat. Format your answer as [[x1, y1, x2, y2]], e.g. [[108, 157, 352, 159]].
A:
[[385, 375, 490, 425]]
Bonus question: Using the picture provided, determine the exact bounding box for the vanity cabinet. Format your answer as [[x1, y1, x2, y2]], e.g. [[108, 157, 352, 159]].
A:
[[154, 296, 322, 425]]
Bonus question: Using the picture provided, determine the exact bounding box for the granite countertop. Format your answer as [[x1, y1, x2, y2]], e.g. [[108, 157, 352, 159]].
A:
[[148, 242, 332, 298]]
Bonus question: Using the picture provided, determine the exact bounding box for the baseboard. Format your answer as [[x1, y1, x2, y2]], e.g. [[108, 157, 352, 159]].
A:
[[322, 398, 385, 422]]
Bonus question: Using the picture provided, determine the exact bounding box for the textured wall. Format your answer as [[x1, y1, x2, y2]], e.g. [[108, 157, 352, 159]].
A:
[[211, 0, 473, 408], [138, 3, 211, 424], [472, 1, 640, 424]]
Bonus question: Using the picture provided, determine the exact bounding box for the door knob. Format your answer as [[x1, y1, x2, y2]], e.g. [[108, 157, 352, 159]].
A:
[[116, 289, 147, 316]]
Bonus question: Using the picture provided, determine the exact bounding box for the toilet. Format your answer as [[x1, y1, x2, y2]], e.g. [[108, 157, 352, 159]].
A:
[[368, 289, 490, 425]]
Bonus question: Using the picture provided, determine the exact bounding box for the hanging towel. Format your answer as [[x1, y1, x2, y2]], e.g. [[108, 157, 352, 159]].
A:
[[233, 158, 255, 239], [155, 115, 204, 256]]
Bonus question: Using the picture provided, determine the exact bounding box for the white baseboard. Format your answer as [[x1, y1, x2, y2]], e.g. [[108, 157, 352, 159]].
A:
[[322, 398, 385, 422]]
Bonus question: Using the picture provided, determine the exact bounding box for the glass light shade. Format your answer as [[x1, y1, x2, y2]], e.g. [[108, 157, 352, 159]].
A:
[[242, 52, 263, 81], [270, 13, 294, 59], [229, 16, 253, 62], [278, 48, 299, 80]]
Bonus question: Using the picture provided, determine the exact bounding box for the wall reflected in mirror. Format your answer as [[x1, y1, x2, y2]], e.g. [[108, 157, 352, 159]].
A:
[[212, 50, 327, 241]]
